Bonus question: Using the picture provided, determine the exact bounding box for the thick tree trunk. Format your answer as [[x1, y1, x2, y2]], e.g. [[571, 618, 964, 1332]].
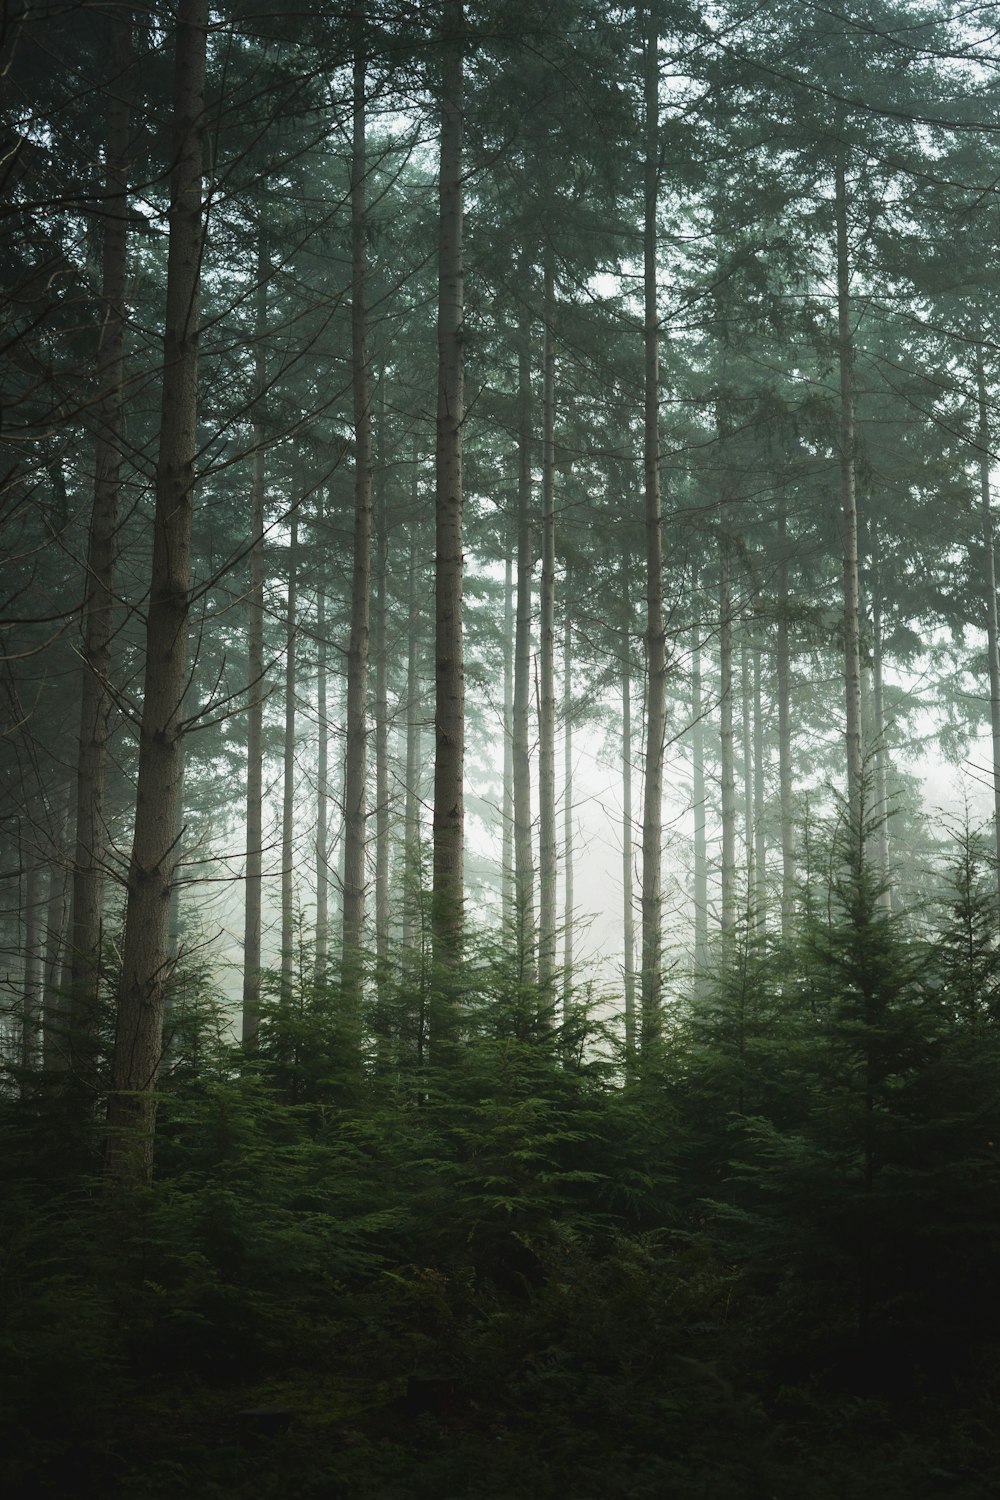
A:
[[538, 258, 558, 1006], [280, 515, 299, 1005], [342, 10, 373, 1005], [242, 222, 267, 1046], [106, 0, 206, 1185], [776, 506, 795, 932], [640, 2, 667, 1047], [70, 6, 132, 1077], [513, 324, 535, 972], [835, 153, 864, 826], [431, 0, 465, 974], [741, 634, 754, 916], [976, 342, 1000, 908]]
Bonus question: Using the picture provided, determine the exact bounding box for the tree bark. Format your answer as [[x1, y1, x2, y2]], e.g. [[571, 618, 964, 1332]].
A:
[[513, 320, 535, 973], [106, 0, 206, 1185], [374, 393, 390, 969], [691, 605, 709, 973], [431, 0, 465, 975], [753, 644, 767, 931], [621, 577, 637, 1065], [538, 257, 558, 1007], [242, 219, 267, 1046], [342, 6, 373, 1006], [835, 151, 864, 827], [502, 552, 514, 930], [402, 453, 423, 955], [314, 493, 331, 985], [562, 572, 573, 1017], [640, 2, 667, 1047], [976, 341, 1000, 910], [741, 633, 754, 918], [776, 506, 796, 932], [719, 520, 737, 932], [280, 514, 299, 1005], [70, 5, 132, 1078]]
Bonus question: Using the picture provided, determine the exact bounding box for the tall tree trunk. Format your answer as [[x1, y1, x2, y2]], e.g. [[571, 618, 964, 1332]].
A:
[[106, 0, 206, 1185], [538, 257, 558, 1006], [513, 320, 535, 972], [976, 341, 1000, 908], [280, 515, 299, 1005], [776, 506, 796, 932], [242, 220, 267, 1045], [70, 6, 132, 1077], [502, 552, 514, 930], [314, 494, 331, 985], [691, 606, 709, 972], [741, 633, 754, 918], [431, 0, 465, 975], [342, 8, 373, 1005], [868, 524, 891, 908], [562, 572, 573, 1015], [622, 592, 637, 1065], [640, 2, 667, 1047], [41, 787, 71, 1071], [402, 457, 423, 955], [752, 644, 767, 931], [719, 523, 737, 932], [21, 837, 44, 1086], [374, 394, 390, 969], [835, 152, 864, 827]]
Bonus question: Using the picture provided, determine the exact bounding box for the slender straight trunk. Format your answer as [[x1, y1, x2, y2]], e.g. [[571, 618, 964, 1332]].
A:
[[70, 7, 132, 1074], [562, 574, 573, 1013], [976, 342, 1000, 906], [622, 593, 637, 1064], [691, 611, 709, 972], [314, 496, 330, 984], [513, 321, 535, 969], [402, 459, 423, 953], [431, 0, 465, 973], [280, 515, 299, 1004], [776, 506, 795, 932], [22, 844, 44, 1084], [374, 399, 390, 968], [868, 526, 891, 907], [719, 527, 737, 931], [502, 553, 514, 929], [741, 633, 754, 915], [835, 153, 864, 825], [106, 0, 206, 1185], [538, 258, 558, 1004], [640, 2, 667, 1046], [753, 645, 767, 931], [242, 221, 267, 1045], [42, 788, 71, 1071], [342, 9, 373, 1004]]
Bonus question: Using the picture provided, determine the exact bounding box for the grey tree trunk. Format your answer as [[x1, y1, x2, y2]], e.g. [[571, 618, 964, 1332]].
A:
[[431, 0, 466, 975], [562, 575, 574, 1016], [242, 221, 267, 1046], [776, 507, 796, 932], [374, 401, 390, 969], [640, 1, 667, 1047], [976, 342, 1000, 907], [41, 787, 71, 1071], [21, 839, 44, 1086], [513, 324, 535, 972], [719, 523, 737, 932], [402, 457, 423, 955], [691, 610, 709, 972], [314, 493, 331, 984], [835, 153, 864, 826], [106, 0, 207, 1185], [70, 6, 132, 1077], [502, 553, 514, 930], [753, 645, 767, 931], [622, 589, 637, 1065], [342, 9, 373, 1005], [280, 515, 299, 1005], [538, 258, 558, 1005], [741, 634, 754, 918]]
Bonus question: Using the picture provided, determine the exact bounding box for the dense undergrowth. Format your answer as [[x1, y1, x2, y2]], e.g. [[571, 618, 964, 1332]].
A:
[[4, 831, 1000, 1497]]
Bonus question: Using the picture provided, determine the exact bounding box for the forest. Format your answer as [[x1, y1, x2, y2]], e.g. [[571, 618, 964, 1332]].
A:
[[4, 0, 1000, 1494]]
